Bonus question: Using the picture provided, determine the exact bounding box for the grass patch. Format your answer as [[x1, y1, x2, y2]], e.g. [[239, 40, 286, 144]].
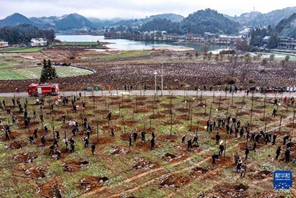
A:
[[62, 42, 98, 45], [0, 47, 44, 53], [96, 51, 150, 60], [0, 56, 17, 68], [0, 69, 27, 80], [0, 66, 93, 80]]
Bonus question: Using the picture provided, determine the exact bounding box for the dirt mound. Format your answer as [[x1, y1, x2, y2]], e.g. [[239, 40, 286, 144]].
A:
[[177, 144, 201, 152], [77, 176, 109, 192], [205, 183, 249, 197], [190, 166, 210, 179], [167, 96, 177, 99], [176, 108, 189, 113], [102, 125, 121, 132], [135, 141, 160, 151], [160, 173, 190, 188], [110, 146, 130, 155], [133, 158, 159, 170], [109, 96, 121, 100], [211, 156, 233, 168], [38, 180, 63, 198], [149, 113, 165, 119], [122, 99, 132, 103], [135, 101, 145, 106], [44, 147, 70, 159], [146, 105, 159, 110], [236, 111, 249, 116], [211, 133, 233, 140], [192, 166, 209, 174], [13, 152, 38, 163], [234, 183, 249, 191], [177, 114, 190, 120], [63, 160, 89, 172], [134, 108, 150, 113], [8, 141, 26, 149], [189, 125, 202, 132], [120, 120, 138, 126], [90, 119, 108, 125], [120, 133, 131, 141], [25, 166, 46, 178], [259, 117, 274, 122], [158, 135, 177, 142], [94, 109, 110, 115], [286, 123, 296, 128], [162, 153, 188, 163], [251, 170, 272, 180], [163, 119, 183, 125], [194, 112, 209, 117], [121, 104, 133, 109], [160, 103, 174, 108], [95, 136, 114, 144], [48, 110, 64, 115], [109, 101, 121, 105]]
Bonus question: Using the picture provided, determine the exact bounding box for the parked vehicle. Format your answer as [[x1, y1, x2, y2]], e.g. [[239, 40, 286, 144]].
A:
[[27, 83, 60, 96]]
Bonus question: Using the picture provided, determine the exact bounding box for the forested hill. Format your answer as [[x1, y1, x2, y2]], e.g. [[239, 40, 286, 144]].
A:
[[114, 13, 184, 26], [55, 13, 95, 30], [0, 13, 33, 27], [140, 18, 182, 34], [274, 13, 296, 38], [180, 9, 240, 35], [0, 24, 55, 44], [139, 9, 240, 35]]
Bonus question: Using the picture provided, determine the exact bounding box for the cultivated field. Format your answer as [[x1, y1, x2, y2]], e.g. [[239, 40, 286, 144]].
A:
[[0, 48, 296, 93], [0, 92, 295, 197], [0, 48, 295, 197]]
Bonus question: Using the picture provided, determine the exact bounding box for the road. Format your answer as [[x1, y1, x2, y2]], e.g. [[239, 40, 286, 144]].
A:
[[0, 90, 295, 98]]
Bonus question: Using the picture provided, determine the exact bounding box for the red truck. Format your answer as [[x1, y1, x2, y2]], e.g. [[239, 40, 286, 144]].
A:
[[27, 83, 60, 96]]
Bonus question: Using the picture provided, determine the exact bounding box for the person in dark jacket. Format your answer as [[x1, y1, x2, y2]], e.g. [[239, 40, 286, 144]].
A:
[[275, 146, 281, 160]]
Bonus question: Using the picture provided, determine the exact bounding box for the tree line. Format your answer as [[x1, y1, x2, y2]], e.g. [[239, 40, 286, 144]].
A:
[[0, 24, 55, 45]]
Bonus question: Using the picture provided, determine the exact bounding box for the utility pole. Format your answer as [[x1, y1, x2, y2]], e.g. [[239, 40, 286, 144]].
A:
[[161, 64, 164, 96]]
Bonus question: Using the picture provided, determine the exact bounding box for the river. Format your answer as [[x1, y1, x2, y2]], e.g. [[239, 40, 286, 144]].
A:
[[56, 35, 229, 52]]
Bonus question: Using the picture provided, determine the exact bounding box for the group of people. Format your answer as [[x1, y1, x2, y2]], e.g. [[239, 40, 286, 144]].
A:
[[1, 93, 295, 176], [210, 112, 294, 178], [129, 130, 155, 150]]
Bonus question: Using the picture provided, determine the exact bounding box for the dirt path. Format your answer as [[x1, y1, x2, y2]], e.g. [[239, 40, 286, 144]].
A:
[[101, 114, 294, 198]]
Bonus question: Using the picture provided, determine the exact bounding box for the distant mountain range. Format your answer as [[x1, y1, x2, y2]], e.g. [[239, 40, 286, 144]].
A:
[[114, 13, 184, 27], [225, 6, 296, 27], [1, 6, 296, 37], [0, 12, 184, 31]]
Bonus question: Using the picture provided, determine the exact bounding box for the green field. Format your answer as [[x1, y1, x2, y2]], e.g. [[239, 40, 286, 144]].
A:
[[0, 66, 93, 80], [0, 56, 18, 68], [0, 47, 44, 53], [96, 50, 150, 60], [63, 42, 98, 45], [51, 42, 104, 49], [0, 69, 27, 80]]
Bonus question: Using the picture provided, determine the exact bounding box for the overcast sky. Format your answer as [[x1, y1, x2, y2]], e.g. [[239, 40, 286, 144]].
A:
[[1, 0, 295, 19]]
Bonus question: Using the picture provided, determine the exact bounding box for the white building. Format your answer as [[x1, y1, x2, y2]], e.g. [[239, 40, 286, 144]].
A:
[[30, 38, 47, 47], [0, 40, 8, 48]]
